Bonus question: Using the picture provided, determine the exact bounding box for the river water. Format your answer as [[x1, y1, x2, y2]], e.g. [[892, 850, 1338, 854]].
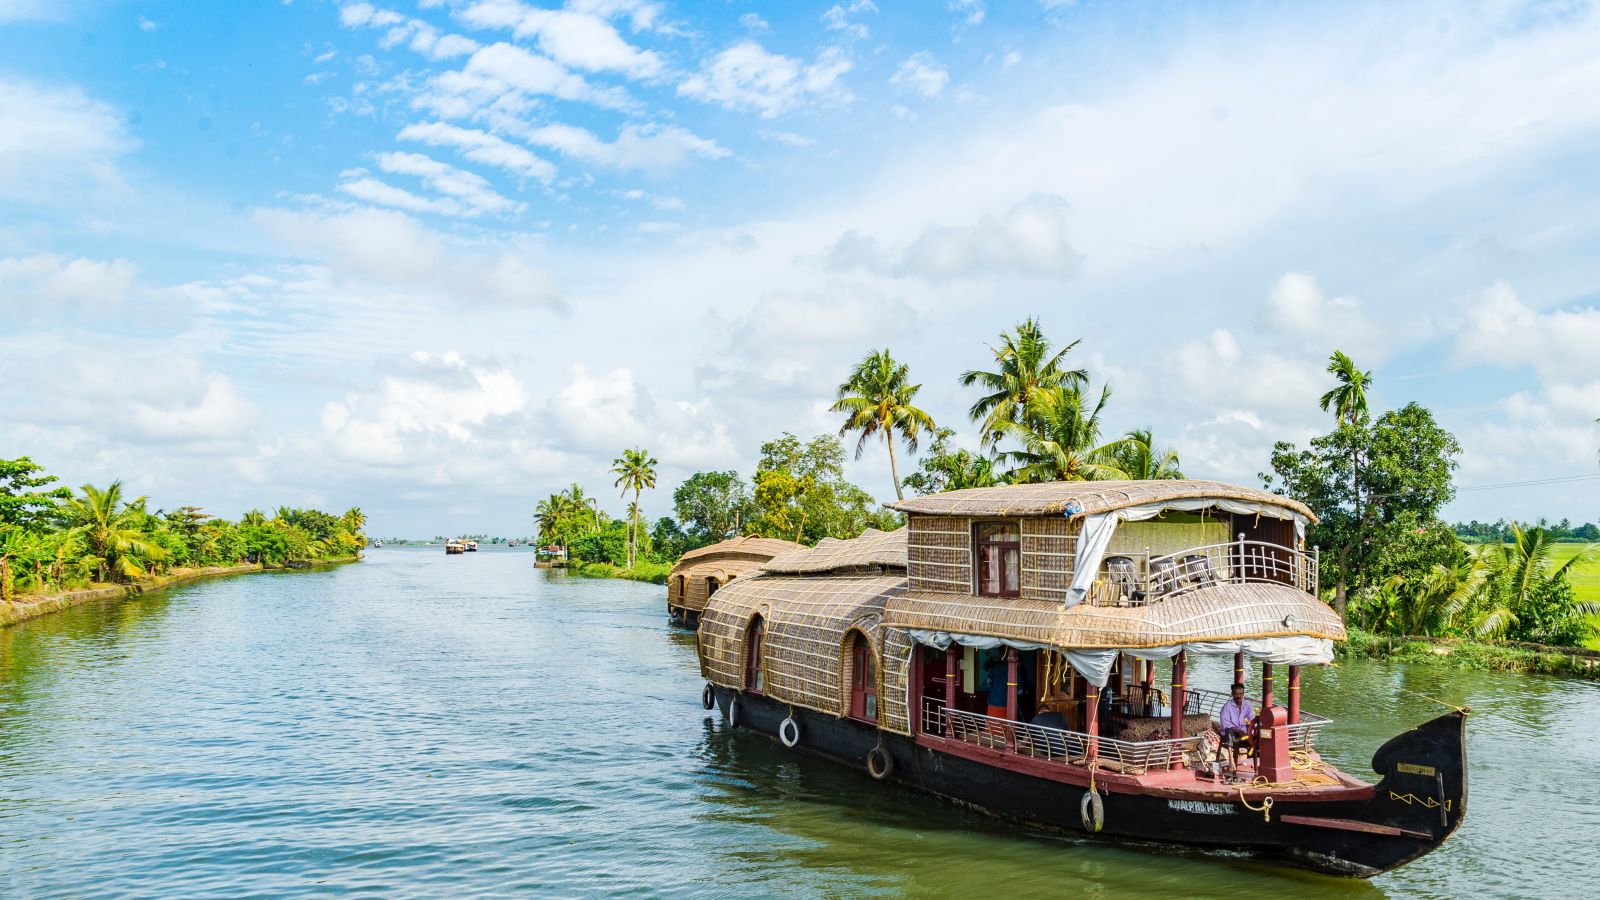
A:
[[0, 548, 1595, 897]]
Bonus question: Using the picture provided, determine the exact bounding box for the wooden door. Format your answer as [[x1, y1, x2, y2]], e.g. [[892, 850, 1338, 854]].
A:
[[745, 616, 765, 693], [850, 633, 878, 722]]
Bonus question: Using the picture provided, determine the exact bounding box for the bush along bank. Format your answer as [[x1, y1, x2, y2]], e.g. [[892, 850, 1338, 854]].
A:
[[568, 560, 672, 585], [1339, 627, 1600, 678]]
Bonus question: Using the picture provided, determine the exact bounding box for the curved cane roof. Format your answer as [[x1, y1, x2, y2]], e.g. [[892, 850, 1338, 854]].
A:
[[882, 581, 1344, 649], [675, 535, 804, 567], [887, 479, 1315, 522], [761, 527, 907, 575]]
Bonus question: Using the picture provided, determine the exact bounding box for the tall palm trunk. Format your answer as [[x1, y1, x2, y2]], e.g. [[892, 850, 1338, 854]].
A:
[[885, 431, 903, 501]]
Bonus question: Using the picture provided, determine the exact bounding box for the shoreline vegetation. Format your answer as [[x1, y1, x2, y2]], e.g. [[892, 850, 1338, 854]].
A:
[[0, 557, 361, 628], [2, 455, 370, 628], [539, 320, 1599, 681]]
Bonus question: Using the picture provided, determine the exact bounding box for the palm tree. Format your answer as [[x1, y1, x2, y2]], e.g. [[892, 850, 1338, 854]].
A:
[[1473, 525, 1599, 638], [59, 481, 168, 582], [1112, 428, 1183, 480], [342, 507, 366, 532], [1319, 350, 1373, 509], [830, 349, 937, 501], [996, 385, 1134, 483], [535, 493, 570, 551], [240, 509, 266, 528], [959, 318, 1087, 447], [612, 449, 658, 568]]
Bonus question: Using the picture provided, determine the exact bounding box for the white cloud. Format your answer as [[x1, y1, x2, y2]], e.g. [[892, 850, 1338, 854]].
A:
[[1454, 281, 1600, 383], [548, 364, 735, 465], [130, 374, 260, 442], [0, 253, 139, 319], [524, 122, 727, 171], [739, 13, 768, 32], [138, 15, 157, 32], [323, 351, 527, 463], [825, 193, 1082, 281], [890, 51, 949, 99], [398, 120, 557, 183], [373, 150, 523, 215], [338, 177, 470, 217], [417, 42, 632, 120], [0, 79, 133, 200], [457, 1, 663, 78], [821, 3, 873, 41], [679, 42, 852, 118], [758, 129, 814, 147], [949, 0, 985, 26], [340, 3, 481, 60]]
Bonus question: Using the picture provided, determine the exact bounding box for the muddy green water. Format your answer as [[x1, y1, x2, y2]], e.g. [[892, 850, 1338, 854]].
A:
[[0, 548, 1595, 897]]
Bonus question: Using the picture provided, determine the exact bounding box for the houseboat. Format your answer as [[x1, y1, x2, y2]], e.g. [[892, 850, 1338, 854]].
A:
[[666, 536, 802, 627], [695, 481, 1466, 877], [444, 539, 465, 555], [464, 539, 479, 552]]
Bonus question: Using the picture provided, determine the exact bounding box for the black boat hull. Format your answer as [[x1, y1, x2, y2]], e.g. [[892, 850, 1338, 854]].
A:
[[710, 686, 1465, 878]]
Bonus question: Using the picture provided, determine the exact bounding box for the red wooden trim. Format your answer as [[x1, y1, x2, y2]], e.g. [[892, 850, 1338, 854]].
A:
[[1287, 665, 1301, 725], [1262, 661, 1275, 708], [1279, 814, 1431, 841], [910, 733, 1374, 803]]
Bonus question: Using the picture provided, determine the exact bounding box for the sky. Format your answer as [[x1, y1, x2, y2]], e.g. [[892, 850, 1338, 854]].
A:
[[2, 0, 1599, 538]]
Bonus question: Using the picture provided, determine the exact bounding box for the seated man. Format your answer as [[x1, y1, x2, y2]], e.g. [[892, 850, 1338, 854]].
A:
[[1218, 682, 1256, 770]]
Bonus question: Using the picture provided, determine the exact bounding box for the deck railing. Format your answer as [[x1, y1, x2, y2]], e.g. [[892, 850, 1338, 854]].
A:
[[920, 691, 1330, 765], [1089, 538, 1319, 607], [1181, 687, 1331, 752]]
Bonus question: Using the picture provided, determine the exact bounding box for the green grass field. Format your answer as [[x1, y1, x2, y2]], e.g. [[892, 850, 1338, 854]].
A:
[[1546, 544, 1600, 650]]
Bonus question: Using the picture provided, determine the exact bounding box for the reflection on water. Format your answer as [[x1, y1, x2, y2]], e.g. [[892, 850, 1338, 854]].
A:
[[0, 549, 1593, 897]]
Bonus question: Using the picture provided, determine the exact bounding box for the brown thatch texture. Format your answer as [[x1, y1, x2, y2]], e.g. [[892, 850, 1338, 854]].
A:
[[1020, 517, 1075, 602], [669, 536, 803, 613], [678, 536, 804, 565], [906, 515, 973, 594], [761, 528, 907, 575], [698, 574, 908, 728], [888, 480, 1315, 523], [879, 626, 915, 735], [883, 581, 1345, 648]]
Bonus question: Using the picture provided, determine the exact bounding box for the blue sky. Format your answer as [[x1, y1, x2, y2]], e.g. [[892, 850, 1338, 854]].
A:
[[3, 0, 1600, 537]]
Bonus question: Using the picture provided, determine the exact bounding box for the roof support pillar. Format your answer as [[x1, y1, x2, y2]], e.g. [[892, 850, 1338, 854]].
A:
[[1262, 661, 1275, 708], [1005, 648, 1019, 753], [1170, 651, 1187, 757], [1085, 682, 1100, 761], [1287, 665, 1301, 725], [944, 645, 958, 738]]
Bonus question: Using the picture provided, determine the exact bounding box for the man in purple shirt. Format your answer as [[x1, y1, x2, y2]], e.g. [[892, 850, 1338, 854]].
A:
[[1219, 682, 1256, 769]]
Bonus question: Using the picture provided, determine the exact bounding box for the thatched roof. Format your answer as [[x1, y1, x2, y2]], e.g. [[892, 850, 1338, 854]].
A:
[[698, 574, 910, 732], [675, 535, 803, 567], [761, 527, 907, 575], [887, 480, 1315, 522], [883, 581, 1344, 649]]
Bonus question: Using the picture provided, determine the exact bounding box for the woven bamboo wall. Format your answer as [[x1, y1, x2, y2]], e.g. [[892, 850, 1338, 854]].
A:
[[906, 515, 972, 594], [1021, 517, 1077, 603], [697, 574, 909, 722], [671, 560, 753, 613], [879, 626, 915, 735]]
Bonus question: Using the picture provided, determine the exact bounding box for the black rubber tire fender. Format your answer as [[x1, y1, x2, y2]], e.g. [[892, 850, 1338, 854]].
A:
[[701, 683, 716, 711], [728, 696, 742, 728], [866, 745, 895, 781], [1081, 790, 1105, 833]]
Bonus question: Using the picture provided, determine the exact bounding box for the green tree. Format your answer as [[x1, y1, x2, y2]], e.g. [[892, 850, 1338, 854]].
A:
[[1265, 402, 1461, 615], [750, 433, 899, 544], [901, 428, 1002, 496], [59, 481, 169, 582], [0, 456, 71, 530], [1318, 350, 1373, 520], [1110, 428, 1184, 480], [672, 471, 756, 543], [959, 318, 1087, 448], [996, 385, 1133, 483], [829, 348, 937, 501], [612, 448, 658, 568]]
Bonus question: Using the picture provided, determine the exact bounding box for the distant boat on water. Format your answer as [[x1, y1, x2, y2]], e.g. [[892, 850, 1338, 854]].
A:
[[445, 539, 465, 555], [464, 540, 479, 552]]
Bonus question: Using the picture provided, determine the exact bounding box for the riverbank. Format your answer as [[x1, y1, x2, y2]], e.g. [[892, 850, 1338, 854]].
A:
[[1340, 626, 1600, 678], [0, 557, 360, 629], [568, 560, 671, 585]]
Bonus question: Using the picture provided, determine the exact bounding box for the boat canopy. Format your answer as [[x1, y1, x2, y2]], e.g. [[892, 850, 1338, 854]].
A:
[[882, 581, 1343, 687], [676, 535, 803, 565], [887, 479, 1315, 524], [698, 573, 911, 730], [760, 527, 907, 575]]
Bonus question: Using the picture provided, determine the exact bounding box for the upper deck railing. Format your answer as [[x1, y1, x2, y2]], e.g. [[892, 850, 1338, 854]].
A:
[[1088, 537, 1319, 607]]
